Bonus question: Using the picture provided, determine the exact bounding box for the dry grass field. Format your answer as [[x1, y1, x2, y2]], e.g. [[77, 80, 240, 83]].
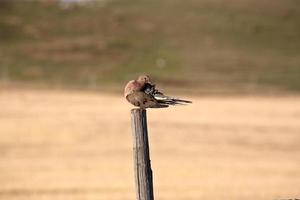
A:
[[0, 89, 300, 200]]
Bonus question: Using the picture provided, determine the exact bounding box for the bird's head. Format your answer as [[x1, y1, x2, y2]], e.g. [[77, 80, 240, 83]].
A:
[[137, 75, 152, 84]]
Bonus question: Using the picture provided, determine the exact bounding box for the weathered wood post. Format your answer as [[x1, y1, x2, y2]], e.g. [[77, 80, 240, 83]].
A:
[[131, 108, 154, 200]]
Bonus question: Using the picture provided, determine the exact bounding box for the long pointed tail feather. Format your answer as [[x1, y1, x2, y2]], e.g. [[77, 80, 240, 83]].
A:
[[171, 98, 192, 103], [149, 104, 169, 108], [158, 100, 191, 106], [155, 95, 192, 106]]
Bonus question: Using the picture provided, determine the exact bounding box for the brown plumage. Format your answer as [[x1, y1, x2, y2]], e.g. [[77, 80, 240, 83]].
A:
[[124, 75, 192, 109]]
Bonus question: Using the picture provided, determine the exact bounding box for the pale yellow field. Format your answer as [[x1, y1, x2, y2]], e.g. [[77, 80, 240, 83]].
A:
[[0, 89, 300, 200]]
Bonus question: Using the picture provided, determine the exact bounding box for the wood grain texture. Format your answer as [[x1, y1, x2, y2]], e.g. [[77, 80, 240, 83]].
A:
[[131, 109, 154, 200]]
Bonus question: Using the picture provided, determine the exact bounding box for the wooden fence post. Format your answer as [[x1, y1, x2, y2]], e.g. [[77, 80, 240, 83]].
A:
[[131, 108, 154, 200]]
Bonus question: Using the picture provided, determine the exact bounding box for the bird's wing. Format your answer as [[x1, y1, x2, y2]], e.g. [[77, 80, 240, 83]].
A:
[[126, 91, 169, 108], [141, 82, 192, 105], [142, 83, 159, 95], [154, 93, 192, 104]]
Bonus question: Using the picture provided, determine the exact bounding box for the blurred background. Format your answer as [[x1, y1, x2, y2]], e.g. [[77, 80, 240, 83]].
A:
[[1, 0, 300, 93], [0, 0, 300, 199]]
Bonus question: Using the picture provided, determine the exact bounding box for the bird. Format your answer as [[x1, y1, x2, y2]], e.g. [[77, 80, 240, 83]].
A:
[[124, 75, 192, 109]]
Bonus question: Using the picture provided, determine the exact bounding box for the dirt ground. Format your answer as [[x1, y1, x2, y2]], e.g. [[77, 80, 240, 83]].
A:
[[0, 89, 299, 200]]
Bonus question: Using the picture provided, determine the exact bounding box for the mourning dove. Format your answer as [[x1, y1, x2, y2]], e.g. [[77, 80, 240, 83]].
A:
[[124, 75, 192, 109]]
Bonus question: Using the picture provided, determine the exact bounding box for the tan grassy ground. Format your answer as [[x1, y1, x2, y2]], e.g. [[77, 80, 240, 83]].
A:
[[0, 89, 300, 200]]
